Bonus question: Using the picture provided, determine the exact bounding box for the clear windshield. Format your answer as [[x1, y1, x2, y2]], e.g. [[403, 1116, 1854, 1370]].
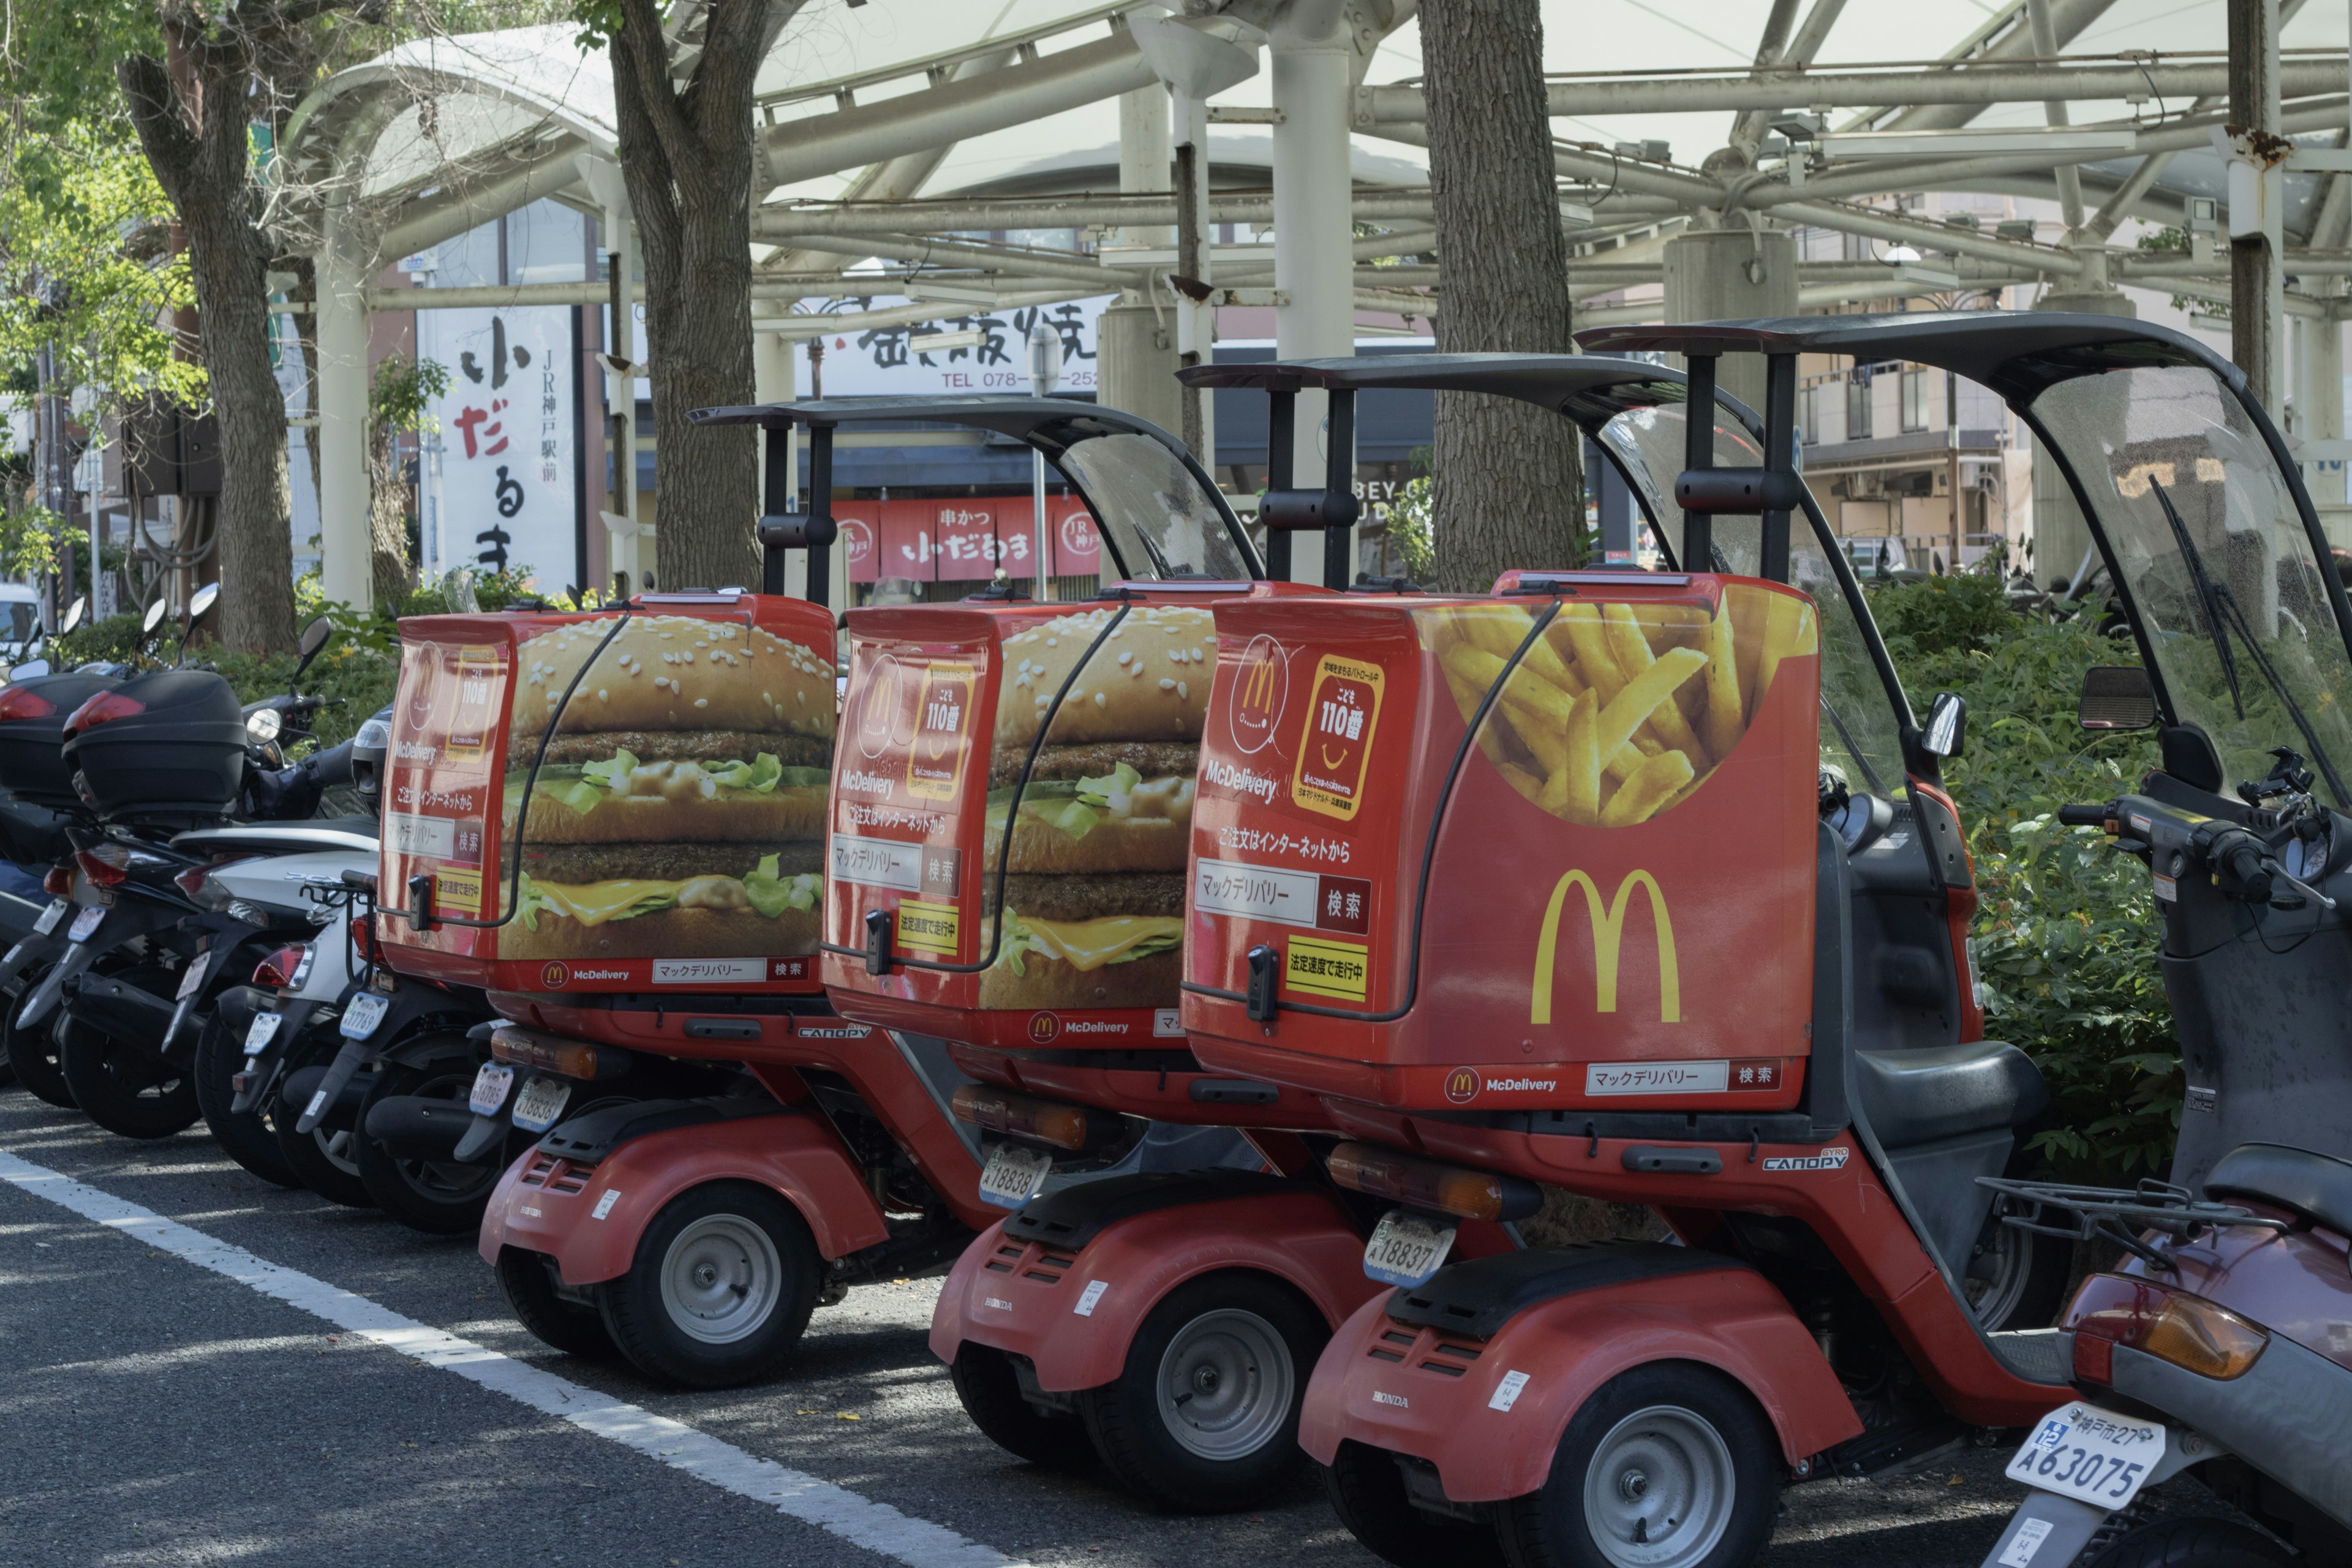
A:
[[1608, 405, 1912, 799], [1051, 432, 1254, 584], [2032, 365, 2352, 804]]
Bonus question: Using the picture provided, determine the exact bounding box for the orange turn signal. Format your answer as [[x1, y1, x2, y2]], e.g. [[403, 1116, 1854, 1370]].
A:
[[2065, 1274, 2267, 1382], [1325, 1142, 1542, 1224], [949, 1084, 1090, 1151], [491, 1027, 628, 1082]]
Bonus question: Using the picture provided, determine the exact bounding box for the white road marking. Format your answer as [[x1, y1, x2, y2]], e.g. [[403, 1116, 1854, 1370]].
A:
[[0, 1150, 1025, 1568]]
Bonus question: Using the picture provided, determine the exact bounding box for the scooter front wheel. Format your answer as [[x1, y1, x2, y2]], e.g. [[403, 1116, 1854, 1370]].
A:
[[1495, 1362, 1777, 1568], [597, 1181, 820, 1389], [1077, 1270, 1324, 1513], [275, 1091, 377, 1208], [950, 1342, 1091, 1469], [355, 1059, 503, 1235], [57, 967, 200, 1138], [192, 1012, 299, 1187], [2084, 1516, 2294, 1568]]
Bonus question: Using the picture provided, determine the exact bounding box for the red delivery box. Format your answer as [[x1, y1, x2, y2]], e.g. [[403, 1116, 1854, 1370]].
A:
[[1181, 574, 1822, 1115], [377, 592, 837, 997], [823, 586, 1322, 1049]]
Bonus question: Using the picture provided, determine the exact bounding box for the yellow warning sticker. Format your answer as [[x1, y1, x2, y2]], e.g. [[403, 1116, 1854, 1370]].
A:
[[896, 899, 961, 955], [1285, 934, 1370, 1001], [434, 868, 483, 918]]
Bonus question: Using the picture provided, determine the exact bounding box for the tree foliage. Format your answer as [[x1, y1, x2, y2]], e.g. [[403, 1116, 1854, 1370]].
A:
[[1870, 576, 2179, 1180]]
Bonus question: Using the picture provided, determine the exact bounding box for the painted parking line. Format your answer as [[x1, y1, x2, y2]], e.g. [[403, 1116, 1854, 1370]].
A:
[[0, 1148, 1025, 1568]]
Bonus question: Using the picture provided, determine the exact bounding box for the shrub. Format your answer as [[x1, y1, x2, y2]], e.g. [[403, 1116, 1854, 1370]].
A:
[[1869, 578, 2179, 1180]]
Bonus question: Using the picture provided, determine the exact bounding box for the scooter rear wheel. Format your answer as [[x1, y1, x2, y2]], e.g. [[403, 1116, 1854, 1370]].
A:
[[2084, 1516, 2293, 1568], [3, 995, 75, 1107], [1077, 1270, 1324, 1513], [355, 1058, 503, 1235], [192, 1011, 300, 1187], [598, 1180, 820, 1389], [950, 1342, 1091, 1468], [275, 1087, 378, 1208], [57, 967, 200, 1139], [1324, 1440, 1507, 1568], [495, 1246, 619, 1359], [1494, 1362, 1776, 1568]]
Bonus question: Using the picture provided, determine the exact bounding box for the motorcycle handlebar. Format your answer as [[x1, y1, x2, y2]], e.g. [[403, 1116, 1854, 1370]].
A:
[[2057, 804, 2112, 827]]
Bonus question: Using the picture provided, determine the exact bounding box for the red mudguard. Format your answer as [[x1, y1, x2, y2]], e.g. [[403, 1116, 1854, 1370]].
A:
[[929, 1189, 1378, 1392], [1299, 1266, 1864, 1504], [478, 1110, 891, 1286]]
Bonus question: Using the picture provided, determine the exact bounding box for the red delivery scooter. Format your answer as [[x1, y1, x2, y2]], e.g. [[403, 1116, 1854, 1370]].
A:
[[1177, 322, 2081, 1566], [894, 350, 1796, 1513]]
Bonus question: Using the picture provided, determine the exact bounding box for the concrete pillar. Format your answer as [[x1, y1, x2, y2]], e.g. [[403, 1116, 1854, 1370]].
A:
[[605, 206, 642, 594], [2030, 286, 2136, 589], [315, 202, 371, 609], [1271, 15, 1353, 583], [1173, 96, 1217, 471], [1097, 300, 1180, 435], [1118, 84, 1172, 248], [2230, 0, 2285, 415], [1662, 228, 1798, 415]]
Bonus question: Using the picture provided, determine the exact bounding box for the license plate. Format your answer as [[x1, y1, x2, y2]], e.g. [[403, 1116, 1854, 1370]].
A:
[[32, 898, 66, 936], [1363, 1208, 1457, 1287], [977, 1143, 1054, 1210], [339, 992, 390, 1040], [243, 1012, 282, 1055], [2005, 1401, 2167, 1510], [468, 1062, 515, 1117], [176, 949, 211, 1001], [66, 906, 105, 943], [510, 1076, 572, 1134]]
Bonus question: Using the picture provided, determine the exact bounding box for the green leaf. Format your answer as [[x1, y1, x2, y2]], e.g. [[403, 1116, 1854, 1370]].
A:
[[1076, 761, 1141, 810], [742, 855, 822, 918]]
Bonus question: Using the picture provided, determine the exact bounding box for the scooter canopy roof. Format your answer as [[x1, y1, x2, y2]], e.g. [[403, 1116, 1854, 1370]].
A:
[[692, 395, 1255, 582], [1178, 353, 1764, 440], [1579, 312, 2232, 408]]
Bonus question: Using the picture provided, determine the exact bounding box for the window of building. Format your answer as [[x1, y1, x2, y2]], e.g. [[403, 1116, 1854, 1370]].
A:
[[1901, 366, 1928, 432], [1845, 370, 1872, 441]]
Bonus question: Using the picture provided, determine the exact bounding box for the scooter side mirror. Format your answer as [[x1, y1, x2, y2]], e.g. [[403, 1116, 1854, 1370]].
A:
[[141, 597, 170, 635], [1923, 692, 1967, 759], [298, 616, 333, 658], [7, 658, 47, 680], [2078, 666, 2157, 732], [188, 581, 221, 624], [60, 597, 86, 635]]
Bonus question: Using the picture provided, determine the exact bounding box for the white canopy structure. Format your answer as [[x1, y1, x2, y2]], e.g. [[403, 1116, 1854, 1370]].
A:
[[276, 0, 2352, 599]]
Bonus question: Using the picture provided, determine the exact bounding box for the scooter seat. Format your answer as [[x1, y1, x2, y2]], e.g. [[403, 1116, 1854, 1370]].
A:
[[1853, 1041, 2046, 1150], [2207, 1142, 2352, 1238]]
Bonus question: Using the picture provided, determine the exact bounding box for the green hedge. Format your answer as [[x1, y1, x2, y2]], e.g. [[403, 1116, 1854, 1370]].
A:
[[1871, 575, 2179, 1180]]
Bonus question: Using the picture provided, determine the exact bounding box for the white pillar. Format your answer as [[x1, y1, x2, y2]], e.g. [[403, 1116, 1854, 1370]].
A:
[[315, 202, 371, 608], [1270, 13, 1354, 582], [1118, 84, 1173, 248]]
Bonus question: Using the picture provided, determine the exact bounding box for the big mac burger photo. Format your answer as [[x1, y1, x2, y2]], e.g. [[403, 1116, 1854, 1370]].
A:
[[497, 614, 834, 960], [982, 604, 1212, 1008]]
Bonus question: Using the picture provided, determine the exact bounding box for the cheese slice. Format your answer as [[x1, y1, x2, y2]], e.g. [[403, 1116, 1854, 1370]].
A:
[[1016, 913, 1182, 971], [527, 878, 685, 927]]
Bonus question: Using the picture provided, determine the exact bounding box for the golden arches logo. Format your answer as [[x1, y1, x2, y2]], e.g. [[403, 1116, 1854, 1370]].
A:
[[1530, 870, 1679, 1024]]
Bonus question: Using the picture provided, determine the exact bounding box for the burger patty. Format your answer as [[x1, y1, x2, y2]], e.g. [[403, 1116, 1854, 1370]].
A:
[[539, 729, 833, 770], [984, 870, 1186, 924], [520, 840, 824, 885], [989, 741, 1197, 790]]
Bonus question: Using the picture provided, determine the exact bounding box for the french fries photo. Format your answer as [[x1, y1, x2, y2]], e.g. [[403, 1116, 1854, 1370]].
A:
[[1422, 585, 1811, 829]]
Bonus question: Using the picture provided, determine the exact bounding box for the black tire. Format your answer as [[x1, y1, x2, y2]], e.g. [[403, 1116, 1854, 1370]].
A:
[[2084, 1517, 2294, 1568], [57, 964, 201, 1139], [1494, 1361, 1778, 1568], [951, 1342, 1092, 1468], [1076, 1270, 1326, 1513], [7, 992, 77, 1108], [597, 1180, 820, 1389], [355, 1055, 503, 1235], [273, 1072, 378, 1208], [191, 1010, 300, 1187], [1968, 1182, 2073, 1331], [496, 1246, 619, 1359], [1325, 1440, 1508, 1568]]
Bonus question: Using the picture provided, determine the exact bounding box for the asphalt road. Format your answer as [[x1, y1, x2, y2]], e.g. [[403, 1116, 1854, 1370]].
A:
[[0, 1090, 2222, 1568]]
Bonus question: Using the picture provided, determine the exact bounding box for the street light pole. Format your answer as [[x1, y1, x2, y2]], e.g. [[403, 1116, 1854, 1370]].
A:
[[1026, 318, 1063, 598]]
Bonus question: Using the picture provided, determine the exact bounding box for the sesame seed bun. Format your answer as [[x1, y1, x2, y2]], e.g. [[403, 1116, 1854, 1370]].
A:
[[992, 605, 1215, 749], [510, 615, 835, 739]]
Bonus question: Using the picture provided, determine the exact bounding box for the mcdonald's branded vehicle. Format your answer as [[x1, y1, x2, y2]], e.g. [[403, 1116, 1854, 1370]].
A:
[[1162, 339, 2106, 1568], [910, 358, 1844, 1515]]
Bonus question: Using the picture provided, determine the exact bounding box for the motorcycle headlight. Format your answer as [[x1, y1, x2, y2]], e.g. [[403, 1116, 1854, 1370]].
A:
[[246, 708, 283, 744]]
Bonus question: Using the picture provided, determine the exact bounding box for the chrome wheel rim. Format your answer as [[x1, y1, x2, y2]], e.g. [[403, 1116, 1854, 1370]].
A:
[[1153, 1307, 1292, 1462], [315, 1126, 362, 1177], [1580, 1403, 1738, 1568], [660, 1215, 781, 1345]]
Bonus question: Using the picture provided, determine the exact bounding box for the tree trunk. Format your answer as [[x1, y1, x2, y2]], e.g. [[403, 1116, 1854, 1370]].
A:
[[119, 47, 298, 653], [608, 0, 803, 594], [1419, 0, 1581, 590], [367, 429, 408, 606]]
